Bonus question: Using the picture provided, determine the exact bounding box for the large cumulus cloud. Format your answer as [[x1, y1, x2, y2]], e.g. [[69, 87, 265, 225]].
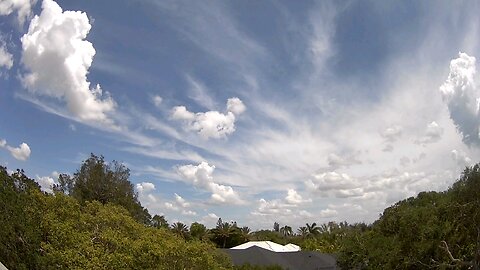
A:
[[21, 0, 115, 124], [440, 52, 480, 145]]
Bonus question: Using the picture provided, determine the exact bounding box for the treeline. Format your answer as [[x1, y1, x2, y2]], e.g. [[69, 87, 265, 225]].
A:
[[1, 153, 480, 269], [0, 154, 233, 269], [0, 154, 285, 269], [252, 166, 480, 269], [336, 165, 480, 269]]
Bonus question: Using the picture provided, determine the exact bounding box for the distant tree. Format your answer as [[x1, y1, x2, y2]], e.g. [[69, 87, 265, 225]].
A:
[[190, 222, 209, 241], [53, 173, 74, 194], [171, 222, 189, 239], [240, 226, 251, 242], [70, 153, 151, 224], [280, 225, 292, 237], [211, 218, 236, 248], [306, 222, 320, 237], [152, 214, 169, 229], [297, 226, 308, 238], [273, 222, 280, 232]]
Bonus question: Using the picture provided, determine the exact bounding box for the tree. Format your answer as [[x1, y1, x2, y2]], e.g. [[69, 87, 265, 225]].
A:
[[152, 215, 169, 229], [280, 225, 292, 237], [297, 226, 308, 238], [240, 226, 251, 242], [273, 222, 280, 232], [212, 218, 236, 248], [190, 222, 209, 241], [36, 195, 231, 269], [53, 173, 74, 194], [171, 222, 190, 239], [0, 167, 43, 269], [306, 222, 320, 237], [70, 153, 151, 224]]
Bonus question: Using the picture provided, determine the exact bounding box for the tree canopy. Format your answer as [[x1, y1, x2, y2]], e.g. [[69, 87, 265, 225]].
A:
[[69, 154, 151, 224], [2, 155, 480, 269]]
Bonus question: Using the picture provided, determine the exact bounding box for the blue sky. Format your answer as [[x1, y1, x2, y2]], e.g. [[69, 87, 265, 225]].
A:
[[1, 0, 480, 229]]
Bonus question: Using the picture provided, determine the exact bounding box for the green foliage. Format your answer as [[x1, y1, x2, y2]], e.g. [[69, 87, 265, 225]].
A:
[[70, 153, 151, 224], [3, 158, 480, 269], [0, 163, 233, 270], [0, 167, 43, 269], [279, 225, 292, 238], [210, 218, 240, 248], [190, 222, 209, 241], [171, 222, 190, 239], [337, 165, 480, 269], [35, 196, 231, 269], [151, 214, 169, 229]]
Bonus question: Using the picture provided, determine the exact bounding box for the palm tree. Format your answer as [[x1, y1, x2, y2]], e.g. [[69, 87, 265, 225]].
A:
[[212, 218, 235, 248], [297, 226, 308, 238], [306, 222, 320, 237], [171, 222, 189, 239], [240, 226, 251, 242], [280, 225, 293, 237], [151, 214, 169, 229]]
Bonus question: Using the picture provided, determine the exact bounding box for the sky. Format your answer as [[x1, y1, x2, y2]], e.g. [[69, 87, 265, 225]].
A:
[[1, 0, 480, 230]]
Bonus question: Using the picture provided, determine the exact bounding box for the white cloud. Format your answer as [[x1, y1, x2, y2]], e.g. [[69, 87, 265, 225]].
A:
[[200, 213, 220, 228], [381, 125, 403, 142], [327, 153, 361, 169], [415, 121, 444, 144], [34, 171, 63, 193], [0, 44, 13, 69], [164, 202, 178, 211], [136, 182, 156, 193], [36, 175, 55, 193], [252, 198, 292, 217], [439, 52, 480, 145], [226, 97, 246, 116], [171, 98, 245, 139], [308, 2, 336, 69], [318, 209, 338, 218], [136, 182, 159, 207], [21, 0, 116, 124], [163, 193, 197, 216], [451, 149, 472, 167], [299, 210, 313, 218], [0, 139, 31, 161], [207, 213, 219, 219], [153, 95, 163, 107], [285, 189, 310, 204], [177, 161, 243, 205], [8, 143, 31, 161], [306, 171, 363, 198], [383, 144, 394, 152], [0, 0, 37, 25], [174, 193, 190, 208], [399, 156, 411, 167], [252, 189, 313, 220], [171, 106, 195, 121], [182, 210, 197, 216]]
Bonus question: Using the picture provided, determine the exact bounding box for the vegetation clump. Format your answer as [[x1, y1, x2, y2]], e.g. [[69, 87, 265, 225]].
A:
[[1, 153, 480, 269]]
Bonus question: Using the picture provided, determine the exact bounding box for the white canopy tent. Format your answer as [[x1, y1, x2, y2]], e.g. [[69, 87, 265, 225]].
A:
[[230, 241, 301, 252]]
